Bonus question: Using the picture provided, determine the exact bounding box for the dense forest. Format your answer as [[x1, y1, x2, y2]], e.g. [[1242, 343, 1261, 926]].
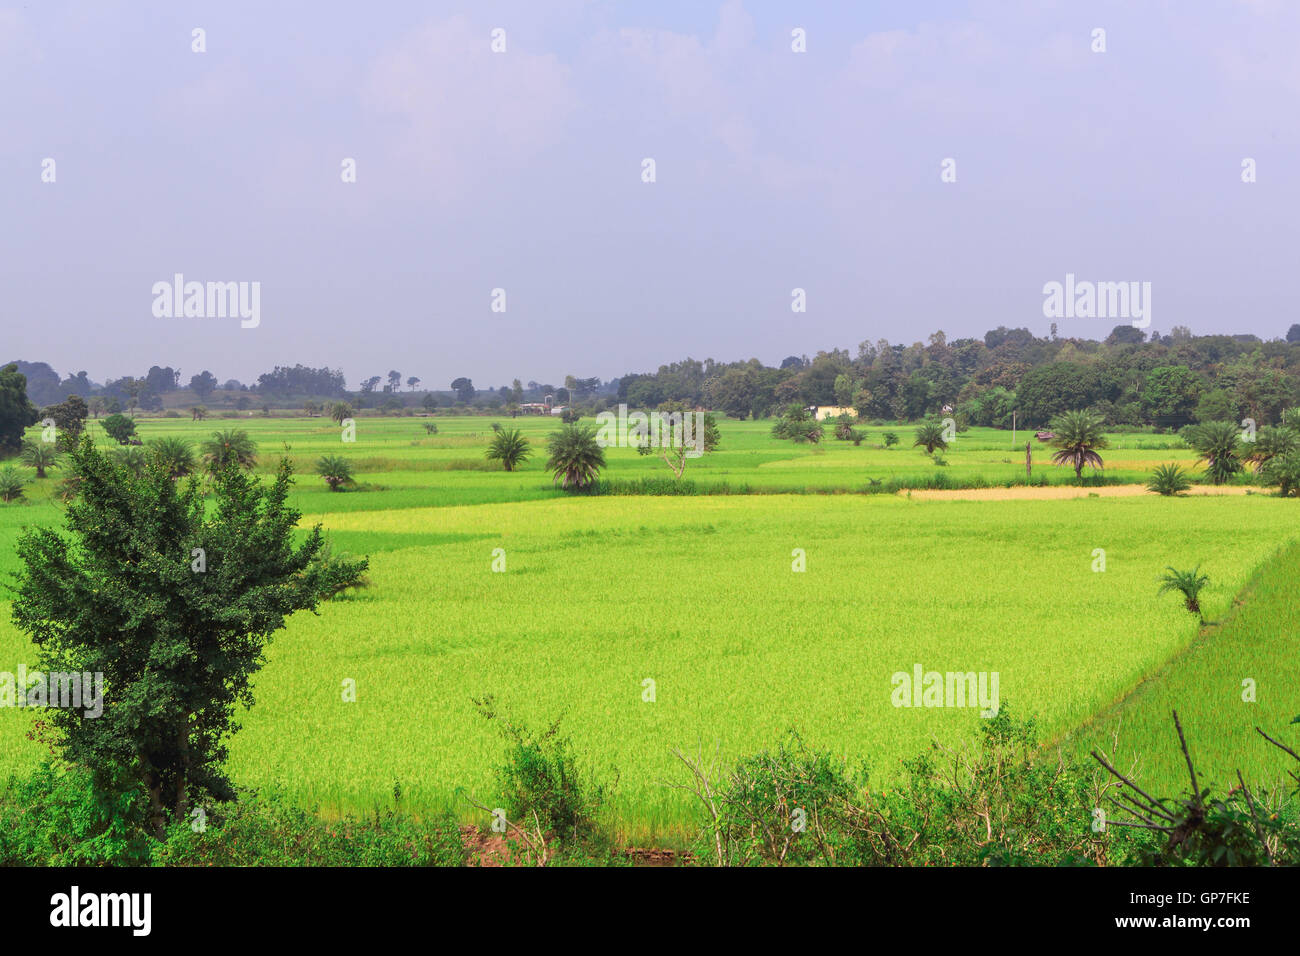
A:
[[8, 322, 1300, 428]]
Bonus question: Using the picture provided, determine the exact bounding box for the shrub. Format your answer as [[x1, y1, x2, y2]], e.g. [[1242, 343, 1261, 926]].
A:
[[0, 464, 28, 502], [469, 696, 615, 863], [0, 758, 152, 866], [1147, 463, 1192, 496], [100, 413, 136, 445], [154, 788, 464, 867]]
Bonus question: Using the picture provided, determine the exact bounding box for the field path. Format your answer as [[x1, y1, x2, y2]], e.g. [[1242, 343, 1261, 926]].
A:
[[902, 484, 1254, 502]]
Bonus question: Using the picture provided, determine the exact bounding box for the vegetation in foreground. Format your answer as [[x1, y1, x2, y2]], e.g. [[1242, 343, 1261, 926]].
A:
[[4, 703, 1297, 867]]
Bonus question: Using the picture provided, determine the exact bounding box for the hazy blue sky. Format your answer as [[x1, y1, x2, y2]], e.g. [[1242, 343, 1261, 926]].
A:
[[3, 1, 1297, 390]]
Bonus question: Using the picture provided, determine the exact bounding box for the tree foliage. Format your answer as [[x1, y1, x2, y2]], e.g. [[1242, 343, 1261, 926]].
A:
[[10, 439, 367, 833]]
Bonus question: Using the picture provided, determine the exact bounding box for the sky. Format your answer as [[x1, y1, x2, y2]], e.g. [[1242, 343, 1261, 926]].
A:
[[2, 0, 1298, 391]]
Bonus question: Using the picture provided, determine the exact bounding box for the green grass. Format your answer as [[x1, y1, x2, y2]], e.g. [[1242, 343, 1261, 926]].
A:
[[1062, 539, 1300, 798], [0, 413, 1291, 844]]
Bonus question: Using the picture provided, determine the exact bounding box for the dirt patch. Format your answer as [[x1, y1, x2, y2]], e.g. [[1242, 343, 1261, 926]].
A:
[[901, 484, 1255, 502], [624, 847, 692, 867], [460, 825, 693, 866], [461, 825, 524, 867]]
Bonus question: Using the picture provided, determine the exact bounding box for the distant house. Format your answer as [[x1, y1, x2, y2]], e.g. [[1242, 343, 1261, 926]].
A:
[[1035, 430, 1055, 441], [549, 405, 568, 416], [518, 402, 550, 415], [812, 405, 857, 421]]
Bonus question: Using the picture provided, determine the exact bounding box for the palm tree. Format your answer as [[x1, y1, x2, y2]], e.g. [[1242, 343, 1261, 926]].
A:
[[1183, 421, 1241, 485], [1261, 452, 1300, 497], [1158, 565, 1209, 624], [150, 436, 196, 479], [20, 440, 61, 479], [485, 428, 531, 472], [316, 455, 355, 492], [913, 422, 948, 456], [1146, 463, 1192, 497], [112, 446, 149, 477], [0, 465, 27, 502], [545, 423, 605, 490], [201, 429, 258, 473], [1048, 410, 1108, 482], [1242, 424, 1298, 472]]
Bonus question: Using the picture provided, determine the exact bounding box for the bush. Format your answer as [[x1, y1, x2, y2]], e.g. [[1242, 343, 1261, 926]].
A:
[[100, 413, 136, 445], [1147, 463, 1192, 496], [470, 696, 616, 863], [0, 759, 463, 867], [0, 758, 153, 866], [675, 709, 1115, 867], [154, 788, 464, 867]]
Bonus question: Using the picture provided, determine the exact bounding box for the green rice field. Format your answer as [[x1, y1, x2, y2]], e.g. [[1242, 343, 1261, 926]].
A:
[[0, 414, 1294, 841]]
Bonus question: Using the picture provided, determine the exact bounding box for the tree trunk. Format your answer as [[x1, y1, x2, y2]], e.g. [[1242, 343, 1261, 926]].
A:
[[175, 718, 191, 822], [144, 770, 167, 839]]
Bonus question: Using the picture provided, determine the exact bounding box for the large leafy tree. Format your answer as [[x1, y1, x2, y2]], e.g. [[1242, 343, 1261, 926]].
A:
[[1015, 363, 1114, 426], [189, 370, 218, 402], [450, 377, 476, 403], [41, 394, 89, 440], [11, 439, 366, 833], [545, 423, 605, 490], [0, 363, 40, 455], [99, 412, 137, 445], [1049, 410, 1108, 482], [1140, 365, 1203, 428]]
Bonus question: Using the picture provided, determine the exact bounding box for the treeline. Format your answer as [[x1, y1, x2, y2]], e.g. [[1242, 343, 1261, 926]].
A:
[[617, 324, 1300, 428], [10, 321, 1300, 427]]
